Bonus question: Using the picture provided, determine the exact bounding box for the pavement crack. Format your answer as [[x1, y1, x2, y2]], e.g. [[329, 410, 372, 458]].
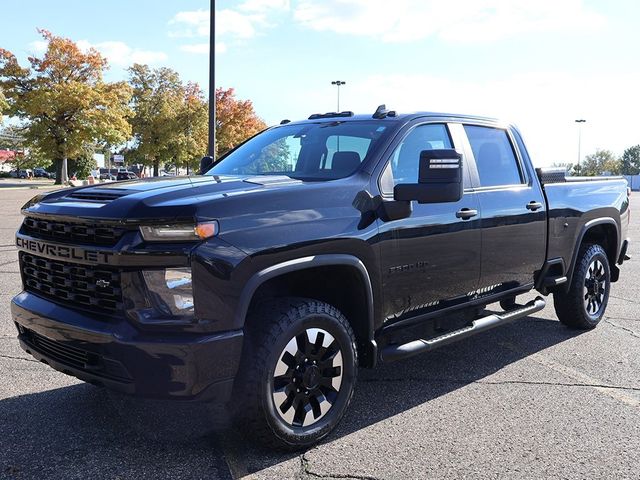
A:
[[476, 379, 640, 391], [604, 319, 640, 338], [301, 451, 383, 480], [0, 354, 39, 363], [609, 294, 638, 304], [361, 376, 640, 392], [604, 315, 640, 322]]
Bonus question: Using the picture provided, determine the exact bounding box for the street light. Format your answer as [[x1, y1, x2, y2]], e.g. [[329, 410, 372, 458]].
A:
[[331, 80, 346, 112], [575, 119, 586, 171]]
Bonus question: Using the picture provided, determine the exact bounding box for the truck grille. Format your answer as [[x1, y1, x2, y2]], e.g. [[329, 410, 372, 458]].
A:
[[20, 253, 123, 314], [22, 216, 126, 246]]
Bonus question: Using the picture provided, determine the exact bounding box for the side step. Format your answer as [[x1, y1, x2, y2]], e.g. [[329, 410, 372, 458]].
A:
[[381, 297, 546, 363]]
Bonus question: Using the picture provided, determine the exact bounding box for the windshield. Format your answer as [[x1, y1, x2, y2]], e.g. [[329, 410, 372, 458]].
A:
[[208, 121, 390, 180]]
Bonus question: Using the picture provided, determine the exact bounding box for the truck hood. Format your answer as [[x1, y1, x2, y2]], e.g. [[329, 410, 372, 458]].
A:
[[23, 175, 306, 223]]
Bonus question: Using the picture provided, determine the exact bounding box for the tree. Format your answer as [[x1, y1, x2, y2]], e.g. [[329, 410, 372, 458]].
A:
[[621, 145, 640, 175], [128, 64, 185, 176], [0, 30, 132, 183], [580, 149, 621, 176], [172, 82, 208, 173], [0, 88, 7, 117], [215, 87, 266, 158]]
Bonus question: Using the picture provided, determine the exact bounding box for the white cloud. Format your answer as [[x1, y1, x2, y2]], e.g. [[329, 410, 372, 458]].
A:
[[28, 40, 48, 54], [169, 9, 210, 38], [239, 0, 291, 13], [169, 1, 290, 51], [293, 0, 606, 43], [75, 40, 167, 66]]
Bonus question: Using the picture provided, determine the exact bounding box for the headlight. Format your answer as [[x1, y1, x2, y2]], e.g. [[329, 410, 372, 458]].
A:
[[142, 268, 194, 317], [140, 221, 218, 242]]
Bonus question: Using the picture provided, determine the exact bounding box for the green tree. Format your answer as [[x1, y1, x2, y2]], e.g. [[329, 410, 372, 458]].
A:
[[128, 64, 185, 176], [68, 145, 98, 179], [0, 30, 132, 183], [172, 82, 208, 174], [0, 87, 7, 117], [580, 149, 621, 176], [621, 145, 640, 175]]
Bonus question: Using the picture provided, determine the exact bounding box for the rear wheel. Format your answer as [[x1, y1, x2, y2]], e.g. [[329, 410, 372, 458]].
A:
[[553, 243, 610, 329], [232, 297, 358, 450]]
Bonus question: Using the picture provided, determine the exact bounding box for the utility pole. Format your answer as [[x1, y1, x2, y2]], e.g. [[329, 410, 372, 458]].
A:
[[575, 119, 586, 172], [331, 80, 346, 112], [208, 1, 216, 158]]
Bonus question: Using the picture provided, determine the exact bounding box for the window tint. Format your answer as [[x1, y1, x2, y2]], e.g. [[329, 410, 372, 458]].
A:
[[389, 124, 452, 185], [464, 125, 523, 187]]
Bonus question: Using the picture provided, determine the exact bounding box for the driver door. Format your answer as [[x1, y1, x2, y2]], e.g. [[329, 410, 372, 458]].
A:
[[377, 122, 482, 322]]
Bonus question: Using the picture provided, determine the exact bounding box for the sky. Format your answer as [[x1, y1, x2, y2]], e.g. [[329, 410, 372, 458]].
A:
[[2, 0, 640, 166]]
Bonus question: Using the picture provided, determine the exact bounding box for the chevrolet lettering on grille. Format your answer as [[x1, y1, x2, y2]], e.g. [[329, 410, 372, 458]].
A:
[[15, 236, 114, 264]]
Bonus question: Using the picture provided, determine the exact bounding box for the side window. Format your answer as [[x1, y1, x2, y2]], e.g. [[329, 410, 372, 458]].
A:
[[464, 125, 523, 187], [389, 124, 452, 186]]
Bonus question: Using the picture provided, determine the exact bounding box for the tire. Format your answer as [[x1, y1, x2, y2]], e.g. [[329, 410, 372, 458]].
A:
[[232, 297, 358, 450], [553, 243, 610, 329]]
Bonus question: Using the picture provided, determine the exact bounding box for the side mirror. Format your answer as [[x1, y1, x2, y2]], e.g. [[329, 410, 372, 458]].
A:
[[394, 149, 463, 204], [199, 156, 215, 175]]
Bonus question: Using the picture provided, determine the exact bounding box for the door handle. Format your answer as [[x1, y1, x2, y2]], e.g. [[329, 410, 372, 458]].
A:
[[456, 208, 478, 220], [526, 201, 543, 211]]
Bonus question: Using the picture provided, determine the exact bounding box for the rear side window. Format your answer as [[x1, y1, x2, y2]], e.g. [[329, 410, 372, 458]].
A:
[[464, 125, 523, 187]]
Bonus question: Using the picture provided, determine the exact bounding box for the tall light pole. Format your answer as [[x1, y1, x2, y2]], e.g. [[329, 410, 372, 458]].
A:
[[575, 119, 586, 171], [208, 1, 216, 158], [331, 80, 346, 112]]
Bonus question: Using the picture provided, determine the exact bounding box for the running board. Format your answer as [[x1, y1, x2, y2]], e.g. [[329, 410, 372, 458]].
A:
[[381, 297, 546, 363]]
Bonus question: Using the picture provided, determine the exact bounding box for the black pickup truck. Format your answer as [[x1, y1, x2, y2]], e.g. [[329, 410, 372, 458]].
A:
[[11, 107, 630, 449]]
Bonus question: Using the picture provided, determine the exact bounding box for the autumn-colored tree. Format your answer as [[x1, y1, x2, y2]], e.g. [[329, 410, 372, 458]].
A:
[[621, 145, 640, 175], [128, 64, 185, 176], [215, 87, 266, 158], [0, 30, 132, 184], [580, 149, 621, 176]]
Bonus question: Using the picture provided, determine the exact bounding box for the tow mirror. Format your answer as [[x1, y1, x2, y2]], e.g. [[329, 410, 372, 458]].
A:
[[199, 156, 215, 175], [394, 149, 463, 204]]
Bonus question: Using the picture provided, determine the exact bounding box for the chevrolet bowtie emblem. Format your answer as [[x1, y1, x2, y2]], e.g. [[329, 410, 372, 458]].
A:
[[96, 279, 111, 288]]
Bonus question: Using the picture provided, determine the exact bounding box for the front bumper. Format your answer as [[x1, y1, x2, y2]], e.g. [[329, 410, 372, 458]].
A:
[[11, 292, 243, 403]]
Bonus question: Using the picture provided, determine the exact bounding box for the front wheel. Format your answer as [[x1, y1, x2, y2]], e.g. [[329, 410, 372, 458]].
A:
[[232, 298, 358, 450], [553, 243, 611, 329]]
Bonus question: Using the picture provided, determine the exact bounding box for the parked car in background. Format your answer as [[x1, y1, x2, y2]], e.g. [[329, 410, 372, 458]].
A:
[[11, 169, 32, 179], [99, 172, 117, 181], [33, 168, 51, 179], [116, 171, 138, 181]]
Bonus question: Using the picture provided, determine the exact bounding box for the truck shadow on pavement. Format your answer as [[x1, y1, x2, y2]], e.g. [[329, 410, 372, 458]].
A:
[[0, 315, 582, 479]]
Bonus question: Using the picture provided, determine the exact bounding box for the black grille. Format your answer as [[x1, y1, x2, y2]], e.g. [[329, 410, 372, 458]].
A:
[[21, 253, 123, 314], [28, 329, 90, 369], [22, 216, 126, 246], [22, 328, 131, 382]]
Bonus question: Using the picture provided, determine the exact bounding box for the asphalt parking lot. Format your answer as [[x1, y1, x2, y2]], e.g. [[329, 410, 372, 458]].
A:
[[1, 189, 638, 479]]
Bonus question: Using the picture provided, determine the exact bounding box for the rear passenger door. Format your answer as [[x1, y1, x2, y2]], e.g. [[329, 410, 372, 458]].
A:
[[462, 124, 546, 291]]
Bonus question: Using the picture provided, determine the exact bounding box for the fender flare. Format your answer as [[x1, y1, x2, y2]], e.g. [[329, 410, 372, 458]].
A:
[[235, 254, 376, 352], [565, 217, 619, 288]]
